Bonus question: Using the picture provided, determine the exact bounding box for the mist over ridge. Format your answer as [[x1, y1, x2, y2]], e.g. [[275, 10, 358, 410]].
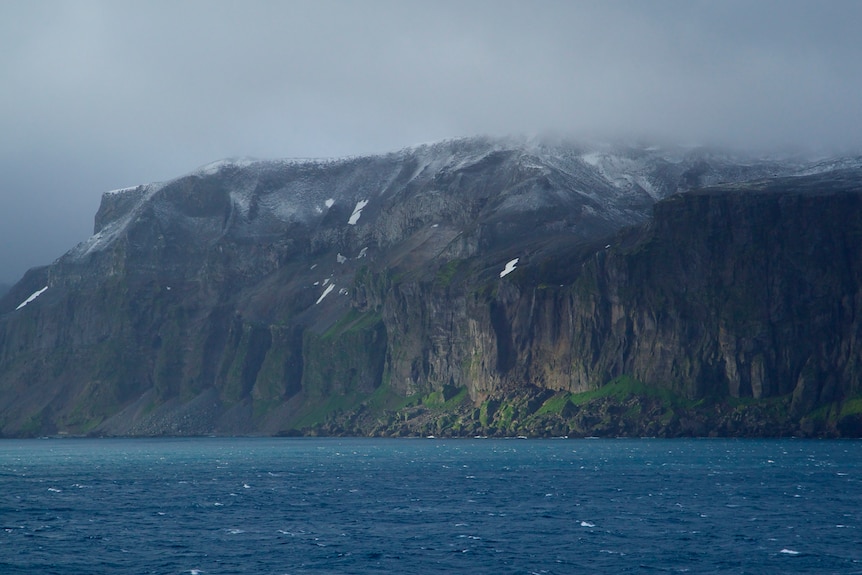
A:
[[3, 1, 862, 282]]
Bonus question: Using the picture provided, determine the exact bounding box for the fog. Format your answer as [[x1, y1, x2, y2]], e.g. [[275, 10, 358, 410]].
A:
[[2, 0, 861, 283]]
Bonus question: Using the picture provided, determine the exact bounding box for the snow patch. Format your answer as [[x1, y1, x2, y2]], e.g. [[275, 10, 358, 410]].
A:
[[581, 152, 602, 167], [337, 253, 347, 264], [500, 258, 519, 278], [315, 283, 335, 304], [357, 247, 368, 259], [325, 198, 335, 208], [348, 199, 369, 225], [16, 286, 48, 310]]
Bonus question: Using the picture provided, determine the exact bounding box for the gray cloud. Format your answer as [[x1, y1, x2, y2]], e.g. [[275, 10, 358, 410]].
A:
[[2, 0, 861, 283]]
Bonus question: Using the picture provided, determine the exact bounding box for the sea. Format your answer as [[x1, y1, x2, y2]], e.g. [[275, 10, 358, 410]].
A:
[[1, 437, 860, 574]]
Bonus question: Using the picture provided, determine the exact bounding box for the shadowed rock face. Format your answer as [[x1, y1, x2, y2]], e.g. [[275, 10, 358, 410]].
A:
[[563, 173, 862, 405], [1, 137, 860, 437]]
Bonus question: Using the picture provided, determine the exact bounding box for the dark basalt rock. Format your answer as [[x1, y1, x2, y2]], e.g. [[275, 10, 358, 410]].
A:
[[1, 137, 860, 437]]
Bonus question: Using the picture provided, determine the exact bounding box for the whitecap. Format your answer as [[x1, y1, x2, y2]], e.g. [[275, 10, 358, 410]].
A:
[[780, 549, 800, 555], [580, 521, 595, 528]]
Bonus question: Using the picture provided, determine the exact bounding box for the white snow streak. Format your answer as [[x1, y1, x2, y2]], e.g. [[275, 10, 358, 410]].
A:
[[105, 185, 139, 196], [580, 152, 601, 167], [348, 199, 369, 225], [315, 283, 335, 304], [325, 198, 335, 208], [499, 258, 519, 278], [16, 286, 48, 310]]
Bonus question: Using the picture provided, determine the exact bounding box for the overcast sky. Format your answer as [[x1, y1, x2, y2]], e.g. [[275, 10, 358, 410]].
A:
[[2, 0, 861, 284]]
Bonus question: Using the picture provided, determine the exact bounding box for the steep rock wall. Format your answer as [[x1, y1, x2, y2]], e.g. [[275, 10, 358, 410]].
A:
[[1, 141, 860, 437], [371, 174, 862, 417]]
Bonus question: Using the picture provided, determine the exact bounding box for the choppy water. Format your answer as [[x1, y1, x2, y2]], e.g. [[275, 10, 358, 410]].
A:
[[1, 437, 860, 574]]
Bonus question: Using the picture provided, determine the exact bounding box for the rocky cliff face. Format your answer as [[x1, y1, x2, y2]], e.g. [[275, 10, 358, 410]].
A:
[[572, 172, 862, 408], [1, 137, 860, 437]]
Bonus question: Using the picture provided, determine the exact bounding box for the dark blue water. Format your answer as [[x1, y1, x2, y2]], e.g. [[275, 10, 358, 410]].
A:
[[1, 438, 860, 574]]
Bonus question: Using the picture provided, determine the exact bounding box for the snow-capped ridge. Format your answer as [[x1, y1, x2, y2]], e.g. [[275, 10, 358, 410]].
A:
[[74, 181, 167, 258], [105, 185, 143, 197], [792, 156, 862, 177], [64, 136, 862, 268], [196, 157, 258, 176]]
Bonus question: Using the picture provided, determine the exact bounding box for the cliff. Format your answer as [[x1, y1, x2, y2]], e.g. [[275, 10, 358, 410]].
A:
[[1, 138, 860, 437]]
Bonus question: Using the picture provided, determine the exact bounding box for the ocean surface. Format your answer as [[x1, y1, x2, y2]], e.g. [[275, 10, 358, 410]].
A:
[[1, 438, 860, 574]]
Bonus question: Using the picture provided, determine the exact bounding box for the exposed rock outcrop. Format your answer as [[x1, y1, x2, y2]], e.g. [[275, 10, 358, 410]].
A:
[[1, 138, 860, 437]]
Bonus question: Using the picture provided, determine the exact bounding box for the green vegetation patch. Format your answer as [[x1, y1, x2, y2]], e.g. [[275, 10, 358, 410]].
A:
[[322, 308, 383, 340], [422, 386, 469, 410], [434, 259, 463, 288], [366, 381, 416, 412], [806, 395, 862, 424], [840, 396, 862, 418], [291, 380, 417, 431], [535, 392, 575, 416], [570, 375, 688, 407], [292, 391, 368, 429]]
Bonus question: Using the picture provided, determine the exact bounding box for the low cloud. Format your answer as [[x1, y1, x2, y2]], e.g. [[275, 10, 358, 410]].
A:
[[1, 0, 861, 282]]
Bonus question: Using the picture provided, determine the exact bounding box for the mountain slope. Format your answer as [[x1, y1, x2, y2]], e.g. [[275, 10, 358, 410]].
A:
[[0, 137, 858, 437]]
